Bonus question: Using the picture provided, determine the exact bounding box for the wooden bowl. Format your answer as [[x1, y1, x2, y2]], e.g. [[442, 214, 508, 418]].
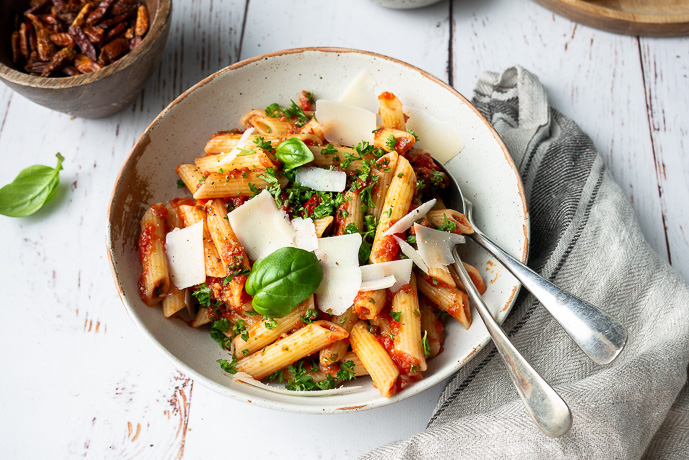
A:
[[0, 0, 171, 119]]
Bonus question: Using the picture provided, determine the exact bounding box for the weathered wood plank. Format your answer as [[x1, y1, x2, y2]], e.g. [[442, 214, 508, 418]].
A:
[[451, 0, 669, 261], [639, 37, 689, 280]]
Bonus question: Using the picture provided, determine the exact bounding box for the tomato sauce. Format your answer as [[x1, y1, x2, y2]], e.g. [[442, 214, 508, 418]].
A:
[[298, 90, 313, 111]]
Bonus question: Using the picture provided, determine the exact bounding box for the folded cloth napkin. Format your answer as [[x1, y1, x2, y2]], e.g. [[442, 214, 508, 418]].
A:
[[363, 66, 689, 460]]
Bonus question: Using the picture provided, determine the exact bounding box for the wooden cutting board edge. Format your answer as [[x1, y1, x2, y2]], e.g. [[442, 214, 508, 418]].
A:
[[532, 0, 689, 36]]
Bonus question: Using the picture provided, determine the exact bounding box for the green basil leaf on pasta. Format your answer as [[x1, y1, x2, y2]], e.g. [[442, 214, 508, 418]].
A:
[[275, 138, 314, 170], [0, 153, 65, 217], [246, 247, 322, 317]]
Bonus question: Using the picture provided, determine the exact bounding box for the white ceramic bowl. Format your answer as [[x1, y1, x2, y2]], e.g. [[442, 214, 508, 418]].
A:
[[107, 47, 529, 414]]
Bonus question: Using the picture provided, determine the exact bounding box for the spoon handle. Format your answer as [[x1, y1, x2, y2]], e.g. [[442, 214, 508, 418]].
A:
[[469, 228, 627, 365], [452, 248, 572, 437]]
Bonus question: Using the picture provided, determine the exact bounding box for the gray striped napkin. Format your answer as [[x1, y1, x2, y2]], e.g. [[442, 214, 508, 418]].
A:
[[363, 67, 689, 460]]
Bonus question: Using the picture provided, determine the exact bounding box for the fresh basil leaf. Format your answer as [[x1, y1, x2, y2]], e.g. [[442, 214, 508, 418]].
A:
[[275, 138, 314, 170], [245, 247, 322, 318], [0, 153, 64, 217]]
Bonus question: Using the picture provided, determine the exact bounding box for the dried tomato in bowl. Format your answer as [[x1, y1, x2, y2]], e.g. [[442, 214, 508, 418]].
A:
[[10, 0, 150, 77]]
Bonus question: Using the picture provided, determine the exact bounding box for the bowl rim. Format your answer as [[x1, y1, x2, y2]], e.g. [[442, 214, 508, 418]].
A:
[[0, 0, 171, 88], [106, 46, 529, 414]]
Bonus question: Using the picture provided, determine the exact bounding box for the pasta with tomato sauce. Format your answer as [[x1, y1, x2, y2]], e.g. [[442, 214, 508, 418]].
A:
[[136, 89, 485, 397]]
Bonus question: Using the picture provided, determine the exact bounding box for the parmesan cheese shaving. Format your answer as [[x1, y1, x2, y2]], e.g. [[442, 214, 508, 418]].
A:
[[360, 259, 413, 292], [291, 217, 318, 252], [338, 70, 380, 113], [231, 372, 362, 396], [383, 198, 437, 236], [315, 100, 376, 147], [393, 236, 429, 274], [227, 190, 295, 260], [165, 220, 205, 289], [406, 108, 464, 164], [216, 127, 255, 166], [315, 234, 363, 315], [295, 167, 347, 192], [359, 275, 396, 292], [414, 223, 465, 268]]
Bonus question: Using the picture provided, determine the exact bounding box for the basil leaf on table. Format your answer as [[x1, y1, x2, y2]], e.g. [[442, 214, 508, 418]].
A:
[[0, 153, 65, 217], [275, 138, 314, 170], [246, 247, 322, 317]]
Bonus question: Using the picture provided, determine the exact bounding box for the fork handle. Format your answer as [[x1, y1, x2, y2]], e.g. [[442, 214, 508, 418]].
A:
[[469, 228, 627, 365], [452, 248, 572, 437]]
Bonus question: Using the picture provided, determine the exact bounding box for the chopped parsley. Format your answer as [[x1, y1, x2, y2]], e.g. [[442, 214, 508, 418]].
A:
[[267, 369, 284, 383], [253, 136, 275, 153], [210, 318, 232, 349], [336, 360, 356, 381], [285, 361, 337, 391], [344, 214, 377, 264], [321, 144, 338, 156], [232, 319, 249, 342], [192, 284, 212, 308], [265, 100, 310, 127], [217, 357, 238, 374], [262, 315, 278, 330], [223, 268, 251, 286], [407, 234, 417, 245], [407, 129, 420, 142], [436, 215, 457, 232], [390, 311, 402, 322], [258, 167, 284, 206], [386, 134, 397, 151], [301, 309, 319, 324], [422, 330, 430, 357], [176, 179, 185, 188]]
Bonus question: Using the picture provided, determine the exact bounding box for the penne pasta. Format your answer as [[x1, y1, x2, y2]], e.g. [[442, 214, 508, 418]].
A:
[[237, 320, 348, 380], [205, 132, 278, 155], [427, 209, 474, 234], [450, 263, 487, 295], [333, 190, 363, 235], [162, 286, 186, 318], [426, 265, 455, 288], [195, 151, 277, 174], [350, 321, 399, 397], [343, 351, 369, 377], [353, 289, 388, 320], [374, 127, 415, 155], [319, 306, 358, 369], [313, 216, 334, 237], [206, 199, 251, 306], [370, 151, 398, 220], [391, 274, 426, 372], [192, 171, 287, 200], [417, 276, 472, 329], [370, 155, 417, 264], [233, 297, 311, 359], [176, 204, 226, 278], [176, 164, 205, 195], [378, 91, 406, 130], [137, 204, 170, 306], [420, 297, 444, 359]]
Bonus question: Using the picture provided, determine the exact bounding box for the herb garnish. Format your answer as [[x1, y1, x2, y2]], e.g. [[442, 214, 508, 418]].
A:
[[0, 153, 65, 217]]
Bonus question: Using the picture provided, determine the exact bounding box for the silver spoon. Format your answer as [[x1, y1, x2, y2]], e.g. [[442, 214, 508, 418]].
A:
[[436, 160, 627, 365], [452, 247, 573, 437]]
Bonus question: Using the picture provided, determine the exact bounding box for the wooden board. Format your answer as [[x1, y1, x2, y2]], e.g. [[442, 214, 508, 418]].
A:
[[532, 0, 689, 36]]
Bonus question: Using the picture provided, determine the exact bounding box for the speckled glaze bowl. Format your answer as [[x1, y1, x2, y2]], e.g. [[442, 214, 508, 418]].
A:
[[107, 47, 529, 414]]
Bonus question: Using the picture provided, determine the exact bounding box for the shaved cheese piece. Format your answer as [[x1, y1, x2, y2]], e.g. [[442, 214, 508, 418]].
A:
[[295, 167, 347, 192], [315, 100, 376, 146], [231, 372, 362, 396], [165, 220, 205, 289], [315, 234, 362, 315], [338, 70, 379, 113], [406, 108, 464, 164], [414, 223, 465, 268], [228, 190, 295, 260], [360, 259, 413, 292], [291, 217, 318, 252], [383, 198, 437, 236], [216, 127, 254, 166], [360, 275, 396, 292], [393, 236, 429, 274]]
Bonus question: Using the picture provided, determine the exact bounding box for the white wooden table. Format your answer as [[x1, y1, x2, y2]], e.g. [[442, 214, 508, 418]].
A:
[[1, 0, 686, 458]]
